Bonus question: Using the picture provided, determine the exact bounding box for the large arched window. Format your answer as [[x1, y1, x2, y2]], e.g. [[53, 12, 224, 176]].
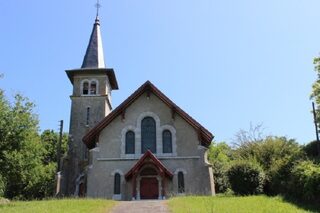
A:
[[162, 130, 172, 153], [178, 172, 185, 193], [125, 131, 135, 154], [114, 173, 121, 195], [141, 117, 156, 153], [83, 81, 89, 95]]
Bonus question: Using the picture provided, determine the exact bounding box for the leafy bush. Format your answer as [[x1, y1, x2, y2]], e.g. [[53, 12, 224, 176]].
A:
[[233, 136, 303, 195], [212, 161, 230, 193], [227, 161, 265, 195], [208, 142, 233, 193], [288, 161, 320, 202]]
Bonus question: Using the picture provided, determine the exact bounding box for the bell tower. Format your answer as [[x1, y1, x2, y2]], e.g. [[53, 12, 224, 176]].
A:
[[61, 14, 118, 196]]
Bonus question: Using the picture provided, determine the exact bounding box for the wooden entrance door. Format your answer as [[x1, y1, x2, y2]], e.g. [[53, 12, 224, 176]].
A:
[[140, 177, 159, 199]]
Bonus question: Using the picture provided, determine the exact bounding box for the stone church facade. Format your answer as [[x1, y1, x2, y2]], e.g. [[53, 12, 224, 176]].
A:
[[61, 14, 215, 200]]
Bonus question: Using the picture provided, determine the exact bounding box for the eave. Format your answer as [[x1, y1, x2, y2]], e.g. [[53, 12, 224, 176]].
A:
[[65, 68, 118, 90]]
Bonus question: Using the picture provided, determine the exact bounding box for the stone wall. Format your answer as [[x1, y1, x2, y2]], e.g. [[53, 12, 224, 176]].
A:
[[86, 91, 214, 199]]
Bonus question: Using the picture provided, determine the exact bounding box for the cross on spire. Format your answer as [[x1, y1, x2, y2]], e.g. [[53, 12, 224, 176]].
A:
[[95, 0, 101, 17]]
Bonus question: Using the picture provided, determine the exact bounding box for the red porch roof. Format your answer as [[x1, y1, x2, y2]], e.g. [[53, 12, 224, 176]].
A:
[[125, 150, 173, 180]]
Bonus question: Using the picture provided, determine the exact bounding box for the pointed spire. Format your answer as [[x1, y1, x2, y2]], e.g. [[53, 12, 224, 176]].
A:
[[81, 14, 106, 69]]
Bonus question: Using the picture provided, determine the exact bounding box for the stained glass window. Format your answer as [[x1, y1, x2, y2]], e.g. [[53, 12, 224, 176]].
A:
[[125, 131, 135, 154], [162, 130, 172, 153], [141, 117, 156, 153]]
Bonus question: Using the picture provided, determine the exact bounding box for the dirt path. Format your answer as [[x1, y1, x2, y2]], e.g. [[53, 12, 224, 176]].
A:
[[110, 200, 170, 213]]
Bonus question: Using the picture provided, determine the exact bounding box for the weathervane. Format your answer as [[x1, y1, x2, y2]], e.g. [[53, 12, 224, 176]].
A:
[[95, 0, 101, 17]]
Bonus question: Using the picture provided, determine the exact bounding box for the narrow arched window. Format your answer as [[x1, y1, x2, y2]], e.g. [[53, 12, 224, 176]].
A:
[[178, 172, 185, 193], [114, 173, 121, 194], [83, 82, 89, 95], [162, 130, 172, 153], [125, 131, 135, 154], [86, 107, 90, 126], [141, 117, 156, 153], [90, 81, 97, 95]]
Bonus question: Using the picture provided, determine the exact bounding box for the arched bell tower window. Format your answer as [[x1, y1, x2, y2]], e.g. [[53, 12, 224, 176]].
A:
[[141, 117, 156, 153], [125, 131, 135, 154], [90, 81, 97, 95], [81, 79, 99, 95], [162, 130, 172, 153], [114, 173, 121, 195], [83, 81, 89, 95], [178, 172, 185, 193]]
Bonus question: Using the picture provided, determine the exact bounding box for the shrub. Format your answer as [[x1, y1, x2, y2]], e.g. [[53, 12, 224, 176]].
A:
[[208, 142, 233, 193], [288, 161, 320, 202], [212, 161, 230, 193], [227, 161, 265, 195]]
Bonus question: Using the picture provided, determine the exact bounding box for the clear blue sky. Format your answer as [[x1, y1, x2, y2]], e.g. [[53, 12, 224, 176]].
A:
[[0, 0, 319, 144]]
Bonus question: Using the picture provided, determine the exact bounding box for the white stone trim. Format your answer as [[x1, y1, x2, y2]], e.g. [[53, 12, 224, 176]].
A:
[[111, 169, 124, 176], [174, 168, 187, 175], [174, 169, 186, 195], [89, 147, 100, 152], [90, 79, 99, 95], [112, 194, 122, 200], [97, 156, 200, 161], [136, 174, 163, 200], [159, 125, 177, 157], [120, 125, 137, 158], [80, 78, 100, 96], [120, 111, 177, 158], [136, 111, 161, 154], [111, 170, 123, 200]]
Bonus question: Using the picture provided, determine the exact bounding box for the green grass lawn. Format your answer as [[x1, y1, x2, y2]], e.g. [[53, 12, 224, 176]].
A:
[[0, 199, 116, 213], [168, 195, 318, 213]]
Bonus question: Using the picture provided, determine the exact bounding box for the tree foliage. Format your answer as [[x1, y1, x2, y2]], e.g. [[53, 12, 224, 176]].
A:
[[311, 56, 320, 115], [208, 142, 233, 193], [288, 161, 320, 202], [41, 130, 68, 166], [0, 89, 65, 199], [227, 160, 265, 195]]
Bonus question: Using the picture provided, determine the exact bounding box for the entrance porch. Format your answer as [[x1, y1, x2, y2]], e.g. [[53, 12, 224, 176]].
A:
[[125, 150, 173, 200]]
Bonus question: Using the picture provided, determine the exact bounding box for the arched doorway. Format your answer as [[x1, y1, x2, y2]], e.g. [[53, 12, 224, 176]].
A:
[[125, 150, 173, 200], [139, 167, 159, 199]]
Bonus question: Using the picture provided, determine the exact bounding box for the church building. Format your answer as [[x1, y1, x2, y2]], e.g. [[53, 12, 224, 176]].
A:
[[61, 13, 215, 200]]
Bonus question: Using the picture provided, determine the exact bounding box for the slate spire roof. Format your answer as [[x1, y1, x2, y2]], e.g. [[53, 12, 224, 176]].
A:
[[81, 16, 106, 69]]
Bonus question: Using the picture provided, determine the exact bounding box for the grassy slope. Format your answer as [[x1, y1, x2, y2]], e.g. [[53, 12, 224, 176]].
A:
[[168, 195, 316, 213], [0, 199, 116, 213]]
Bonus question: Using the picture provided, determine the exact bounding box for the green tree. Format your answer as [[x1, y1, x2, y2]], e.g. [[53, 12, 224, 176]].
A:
[[0, 90, 56, 199], [41, 130, 68, 165], [232, 125, 303, 194], [311, 56, 320, 117], [208, 142, 233, 193]]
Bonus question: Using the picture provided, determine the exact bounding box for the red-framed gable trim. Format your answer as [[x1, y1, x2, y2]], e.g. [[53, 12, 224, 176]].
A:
[[83, 80, 214, 149], [125, 150, 173, 180]]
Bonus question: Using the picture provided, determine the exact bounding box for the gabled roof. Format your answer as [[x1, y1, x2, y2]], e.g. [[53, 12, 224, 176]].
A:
[[83, 81, 214, 149], [81, 16, 105, 69], [125, 150, 173, 180]]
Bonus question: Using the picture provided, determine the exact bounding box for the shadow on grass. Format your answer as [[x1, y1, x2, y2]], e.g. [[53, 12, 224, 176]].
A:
[[280, 196, 320, 213]]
